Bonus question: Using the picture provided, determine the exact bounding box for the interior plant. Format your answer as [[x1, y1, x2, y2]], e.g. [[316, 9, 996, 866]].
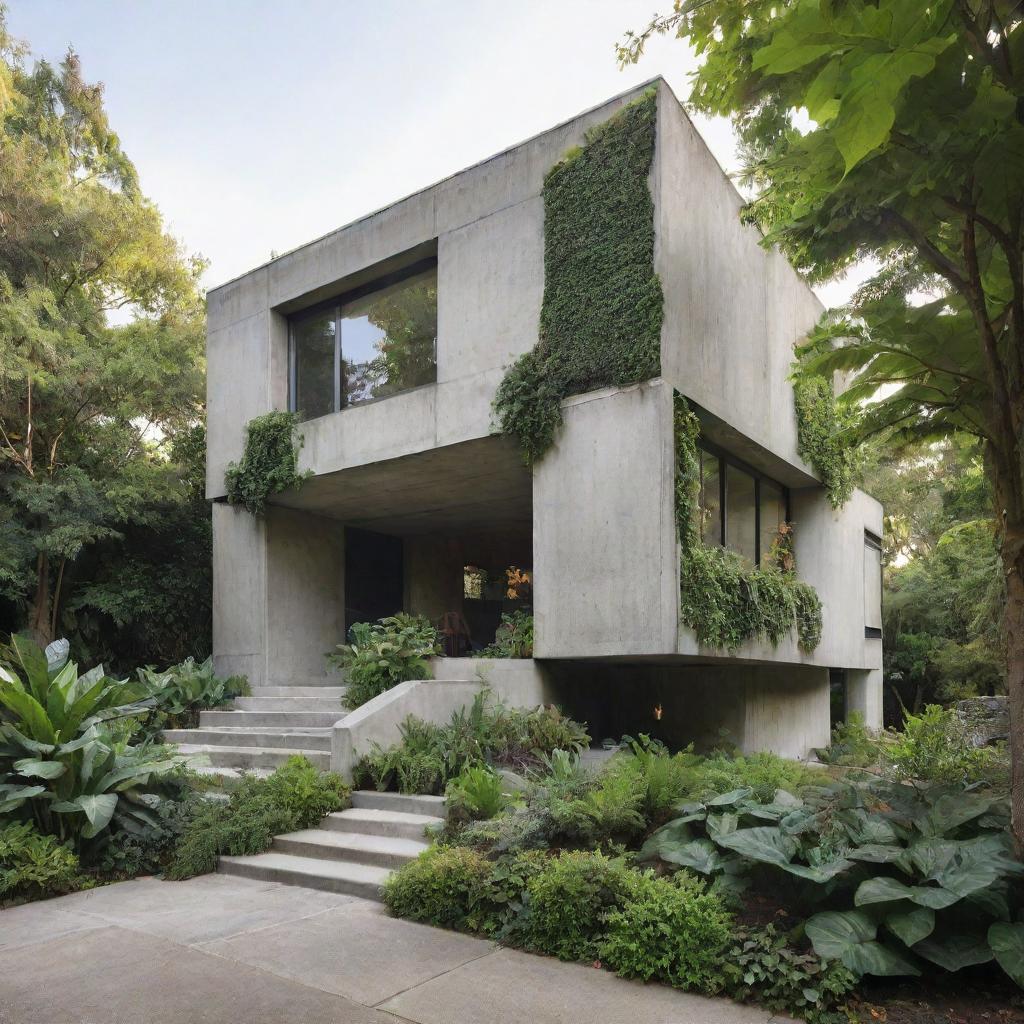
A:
[[480, 610, 534, 659], [329, 613, 440, 710], [224, 410, 309, 516]]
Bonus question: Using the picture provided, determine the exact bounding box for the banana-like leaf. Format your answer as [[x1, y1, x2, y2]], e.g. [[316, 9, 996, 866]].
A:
[[12, 757, 66, 780], [914, 932, 993, 971], [713, 825, 799, 866], [0, 689, 56, 744], [0, 782, 46, 813], [988, 922, 1024, 988], [6, 633, 50, 703], [44, 638, 69, 674], [885, 906, 935, 947], [805, 910, 921, 977], [0, 723, 56, 755], [855, 876, 960, 910]]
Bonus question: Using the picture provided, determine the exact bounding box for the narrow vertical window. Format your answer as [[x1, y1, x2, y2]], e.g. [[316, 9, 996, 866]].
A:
[[291, 310, 337, 421], [699, 450, 722, 545], [759, 479, 785, 563], [725, 464, 757, 563], [864, 531, 883, 638]]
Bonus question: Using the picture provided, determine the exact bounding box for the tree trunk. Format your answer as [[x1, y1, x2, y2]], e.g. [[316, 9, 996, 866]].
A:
[[27, 551, 53, 648], [1002, 531, 1024, 856]]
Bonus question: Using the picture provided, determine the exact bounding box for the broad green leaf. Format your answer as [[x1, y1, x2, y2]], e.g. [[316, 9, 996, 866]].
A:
[[0, 783, 45, 813], [806, 910, 920, 977], [707, 788, 752, 806], [7, 633, 51, 703], [707, 812, 739, 837], [661, 838, 723, 875], [915, 792, 993, 836], [988, 923, 1024, 988], [44, 638, 69, 674], [53, 793, 117, 838], [845, 843, 906, 865], [12, 757, 65, 780], [639, 817, 693, 859], [915, 932, 993, 972], [0, 689, 56, 744], [713, 825, 798, 867], [803, 58, 841, 123], [752, 32, 833, 74], [779, 857, 853, 883], [855, 876, 960, 910], [885, 906, 934, 947]]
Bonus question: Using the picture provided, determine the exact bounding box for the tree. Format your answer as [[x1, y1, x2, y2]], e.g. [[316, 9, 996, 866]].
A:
[[620, 1, 1024, 848], [0, 19, 205, 647]]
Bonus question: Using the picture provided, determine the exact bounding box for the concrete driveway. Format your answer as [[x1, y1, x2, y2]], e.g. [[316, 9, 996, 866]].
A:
[[0, 874, 791, 1024]]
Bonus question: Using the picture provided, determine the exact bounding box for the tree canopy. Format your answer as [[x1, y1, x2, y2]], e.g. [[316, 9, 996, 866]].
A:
[[0, 18, 208, 654]]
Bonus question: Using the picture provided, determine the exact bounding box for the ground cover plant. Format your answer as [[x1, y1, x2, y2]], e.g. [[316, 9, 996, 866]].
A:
[[329, 613, 440, 710], [352, 689, 588, 795], [165, 755, 348, 879], [382, 726, 1022, 1023], [479, 611, 534, 659]]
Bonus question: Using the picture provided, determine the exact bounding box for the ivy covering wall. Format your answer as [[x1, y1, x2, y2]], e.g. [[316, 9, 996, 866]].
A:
[[494, 90, 663, 464], [675, 396, 823, 653], [224, 411, 309, 516], [792, 368, 860, 509]]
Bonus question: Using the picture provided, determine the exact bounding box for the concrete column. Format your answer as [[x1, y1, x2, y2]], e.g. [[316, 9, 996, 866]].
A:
[[742, 666, 831, 760], [212, 503, 268, 685], [265, 508, 345, 684], [846, 668, 883, 731]]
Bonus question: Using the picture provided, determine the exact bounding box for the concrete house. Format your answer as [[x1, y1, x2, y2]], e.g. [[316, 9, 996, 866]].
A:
[[197, 79, 882, 783]]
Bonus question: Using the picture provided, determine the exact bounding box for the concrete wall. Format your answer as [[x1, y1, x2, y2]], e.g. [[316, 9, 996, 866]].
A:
[[206, 85, 651, 500], [846, 668, 884, 731], [211, 504, 344, 686], [533, 380, 678, 658], [653, 79, 822, 485]]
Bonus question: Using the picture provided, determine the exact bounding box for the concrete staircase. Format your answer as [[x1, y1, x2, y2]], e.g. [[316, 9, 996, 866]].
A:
[[217, 790, 445, 899], [163, 682, 345, 774]]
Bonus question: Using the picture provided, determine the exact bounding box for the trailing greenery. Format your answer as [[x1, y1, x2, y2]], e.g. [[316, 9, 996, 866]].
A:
[[674, 396, 823, 651], [329, 613, 440, 710], [792, 370, 860, 510], [0, 822, 89, 904], [165, 756, 348, 879], [479, 610, 533, 659], [353, 690, 589, 795], [224, 411, 309, 516], [494, 91, 663, 463]]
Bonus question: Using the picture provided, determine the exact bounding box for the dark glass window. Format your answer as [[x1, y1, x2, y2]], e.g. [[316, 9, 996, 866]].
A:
[[699, 449, 722, 545], [725, 464, 757, 563], [696, 442, 789, 565], [289, 264, 437, 420]]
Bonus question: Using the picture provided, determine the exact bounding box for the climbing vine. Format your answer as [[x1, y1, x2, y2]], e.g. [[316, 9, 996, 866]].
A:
[[791, 366, 860, 510], [495, 90, 663, 463], [224, 411, 310, 516], [674, 395, 823, 652]]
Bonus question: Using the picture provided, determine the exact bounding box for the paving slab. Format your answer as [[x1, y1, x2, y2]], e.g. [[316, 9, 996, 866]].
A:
[[46, 872, 357, 944], [203, 897, 493, 1006], [0, 926, 394, 1024], [378, 945, 779, 1024], [0, 899, 105, 950]]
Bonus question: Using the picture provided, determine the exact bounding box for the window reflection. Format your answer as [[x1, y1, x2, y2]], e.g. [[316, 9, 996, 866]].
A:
[[759, 480, 785, 564], [725, 464, 757, 564], [700, 450, 722, 545]]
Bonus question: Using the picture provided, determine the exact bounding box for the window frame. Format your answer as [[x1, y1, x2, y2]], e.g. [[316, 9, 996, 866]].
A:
[[863, 529, 883, 639], [697, 439, 791, 564], [287, 256, 438, 419]]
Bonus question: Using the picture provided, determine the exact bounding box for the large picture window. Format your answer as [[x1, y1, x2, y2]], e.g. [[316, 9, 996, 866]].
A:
[[697, 442, 789, 564], [288, 262, 437, 420]]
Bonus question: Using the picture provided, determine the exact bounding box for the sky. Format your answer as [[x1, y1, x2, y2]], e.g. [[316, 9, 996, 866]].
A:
[[6, 0, 863, 306]]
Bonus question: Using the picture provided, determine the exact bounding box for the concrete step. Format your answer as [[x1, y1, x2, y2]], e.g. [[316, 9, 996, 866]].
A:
[[232, 696, 342, 712], [199, 710, 342, 729], [272, 828, 428, 869], [265, 676, 347, 688], [162, 728, 332, 751], [323, 807, 444, 840], [175, 744, 330, 770], [248, 686, 346, 699], [218, 852, 390, 899], [351, 790, 447, 818]]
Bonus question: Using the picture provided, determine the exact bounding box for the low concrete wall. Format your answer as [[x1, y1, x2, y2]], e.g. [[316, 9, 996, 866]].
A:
[[331, 658, 554, 780]]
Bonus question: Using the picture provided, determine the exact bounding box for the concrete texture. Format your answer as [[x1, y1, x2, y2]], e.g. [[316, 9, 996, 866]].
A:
[[0, 874, 784, 1024], [846, 668, 884, 731]]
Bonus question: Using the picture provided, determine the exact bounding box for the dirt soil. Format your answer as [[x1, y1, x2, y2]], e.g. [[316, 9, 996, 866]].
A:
[[850, 974, 1024, 1024]]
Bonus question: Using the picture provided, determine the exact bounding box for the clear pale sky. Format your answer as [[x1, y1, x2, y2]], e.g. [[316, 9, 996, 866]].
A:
[[6, 0, 859, 305]]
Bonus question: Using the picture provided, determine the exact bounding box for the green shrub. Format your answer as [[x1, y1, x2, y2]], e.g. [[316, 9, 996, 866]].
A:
[[165, 757, 348, 879], [137, 656, 249, 737], [886, 704, 1001, 786], [688, 750, 825, 803], [507, 850, 633, 961], [480, 611, 534, 658], [0, 822, 88, 903], [382, 845, 491, 929], [611, 735, 695, 825], [329, 614, 440, 710], [815, 712, 881, 768], [599, 870, 732, 992], [724, 925, 856, 1024], [446, 765, 505, 823]]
